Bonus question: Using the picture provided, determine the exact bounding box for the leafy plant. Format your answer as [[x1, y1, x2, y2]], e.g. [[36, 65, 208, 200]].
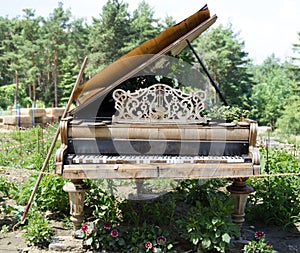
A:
[[126, 223, 176, 253], [0, 177, 17, 215], [247, 148, 300, 226], [84, 179, 122, 223], [176, 179, 227, 205], [0, 177, 16, 199], [23, 210, 54, 247], [207, 105, 249, 123], [81, 221, 176, 252], [177, 195, 238, 253], [243, 231, 276, 253], [81, 220, 126, 251], [121, 193, 177, 227], [14, 174, 69, 213]]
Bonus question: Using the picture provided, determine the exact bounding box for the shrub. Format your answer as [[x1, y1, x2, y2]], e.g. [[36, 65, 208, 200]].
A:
[[14, 174, 69, 214], [207, 105, 249, 122], [120, 193, 177, 227], [81, 220, 126, 251], [247, 148, 300, 226], [23, 210, 54, 247], [125, 223, 176, 252], [177, 195, 238, 253], [81, 221, 176, 252], [0, 177, 17, 215], [176, 179, 226, 205], [84, 179, 122, 223]]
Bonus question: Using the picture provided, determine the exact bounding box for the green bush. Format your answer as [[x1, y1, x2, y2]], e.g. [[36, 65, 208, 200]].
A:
[[177, 195, 238, 253], [0, 83, 31, 110], [247, 148, 300, 226], [23, 210, 54, 247], [125, 223, 176, 252], [176, 179, 227, 205], [206, 105, 249, 123], [81, 221, 176, 252], [81, 178, 239, 252], [84, 179, 122, 223], [14, 174, 69, 214], [120, 193, 177, 227], [0, 177, 17, 215]]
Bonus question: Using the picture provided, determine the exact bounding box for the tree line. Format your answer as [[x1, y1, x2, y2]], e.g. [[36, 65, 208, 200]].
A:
[[0, 0, 299, 133]]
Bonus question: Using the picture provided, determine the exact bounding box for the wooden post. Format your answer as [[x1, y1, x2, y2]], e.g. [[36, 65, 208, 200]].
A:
[[51, 104, 55, 122]]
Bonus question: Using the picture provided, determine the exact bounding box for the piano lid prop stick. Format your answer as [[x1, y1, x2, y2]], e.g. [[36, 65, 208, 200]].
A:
[[186, 39, 229, 106], [20, 56, 88, 223]]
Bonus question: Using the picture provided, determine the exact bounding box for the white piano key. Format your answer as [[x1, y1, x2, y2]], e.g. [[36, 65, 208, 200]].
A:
[[73, 155, 80, 164], [93, 155, 99, 163], [70, 154, 247, 165]]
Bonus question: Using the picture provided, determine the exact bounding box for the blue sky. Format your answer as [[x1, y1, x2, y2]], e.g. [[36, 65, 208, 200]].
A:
[[1, 0, 299, 64]]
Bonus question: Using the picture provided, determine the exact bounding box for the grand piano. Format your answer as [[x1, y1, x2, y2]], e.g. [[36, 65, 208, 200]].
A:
[[55, 5, 260, 234]]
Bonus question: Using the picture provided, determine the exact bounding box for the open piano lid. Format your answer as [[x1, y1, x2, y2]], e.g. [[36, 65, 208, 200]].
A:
[[72, 5, 217, 115]]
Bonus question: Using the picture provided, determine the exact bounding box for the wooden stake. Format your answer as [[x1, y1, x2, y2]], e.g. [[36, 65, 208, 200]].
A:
[[20, 57, 88, 223]]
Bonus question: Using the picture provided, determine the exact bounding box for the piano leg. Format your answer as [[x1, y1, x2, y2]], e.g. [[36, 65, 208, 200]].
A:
[[63, 179, 90, 231], [227, 178, 253, 238]]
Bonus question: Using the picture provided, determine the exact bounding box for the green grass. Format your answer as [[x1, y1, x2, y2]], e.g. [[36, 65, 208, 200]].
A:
[[0, 124, 58, 169]]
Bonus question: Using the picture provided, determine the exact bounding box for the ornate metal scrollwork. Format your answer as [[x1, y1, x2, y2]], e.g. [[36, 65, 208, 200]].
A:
[[112, 83, 207, 123]]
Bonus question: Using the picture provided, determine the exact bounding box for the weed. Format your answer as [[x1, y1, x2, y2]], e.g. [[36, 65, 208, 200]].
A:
[[14, 174, 69, 214], [23, 210, 54, 247]]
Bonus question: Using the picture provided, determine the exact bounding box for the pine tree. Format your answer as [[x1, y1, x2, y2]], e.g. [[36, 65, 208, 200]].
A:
[[87, 0, 131, 75], [41, 2, 72, 106], [123, 0, 159, 52], [194, 24, 253, 108]]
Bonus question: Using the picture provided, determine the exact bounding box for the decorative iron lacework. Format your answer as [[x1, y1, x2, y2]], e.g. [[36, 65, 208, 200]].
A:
[[112, 83, 207, 123]]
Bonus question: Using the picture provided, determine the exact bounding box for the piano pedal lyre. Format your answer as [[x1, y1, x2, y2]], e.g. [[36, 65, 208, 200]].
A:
[[128, 179, 162, 201]]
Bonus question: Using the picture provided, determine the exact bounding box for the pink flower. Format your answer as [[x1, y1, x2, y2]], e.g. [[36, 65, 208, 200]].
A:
[[145, 241, 153, 249], [103, 222, 112, 230], [111, 229, 119, 237], [157, 235, 167, 245], [266, 241, 272, 246], [255, 231, 265, 239], [81, 224, 88, 232]]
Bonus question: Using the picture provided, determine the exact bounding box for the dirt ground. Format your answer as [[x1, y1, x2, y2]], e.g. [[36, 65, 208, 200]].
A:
[[0, 165, 299, 252]]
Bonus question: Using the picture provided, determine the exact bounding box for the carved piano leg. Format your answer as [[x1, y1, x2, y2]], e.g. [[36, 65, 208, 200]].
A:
[[227, 178, 253, 238], [63, 179, 90, 231]]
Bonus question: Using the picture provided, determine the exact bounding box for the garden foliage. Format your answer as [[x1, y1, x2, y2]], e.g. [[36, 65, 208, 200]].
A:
[[23, 210, 54, 247], [247, 148, 300, 226], [243, 231, 276, 253]]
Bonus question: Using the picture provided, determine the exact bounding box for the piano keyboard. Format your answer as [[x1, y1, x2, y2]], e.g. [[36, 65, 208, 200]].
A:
[[70, 155, 250, 164]]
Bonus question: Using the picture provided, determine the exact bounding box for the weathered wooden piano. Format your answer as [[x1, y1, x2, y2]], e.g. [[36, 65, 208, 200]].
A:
[[55, 5, 260, 235]]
